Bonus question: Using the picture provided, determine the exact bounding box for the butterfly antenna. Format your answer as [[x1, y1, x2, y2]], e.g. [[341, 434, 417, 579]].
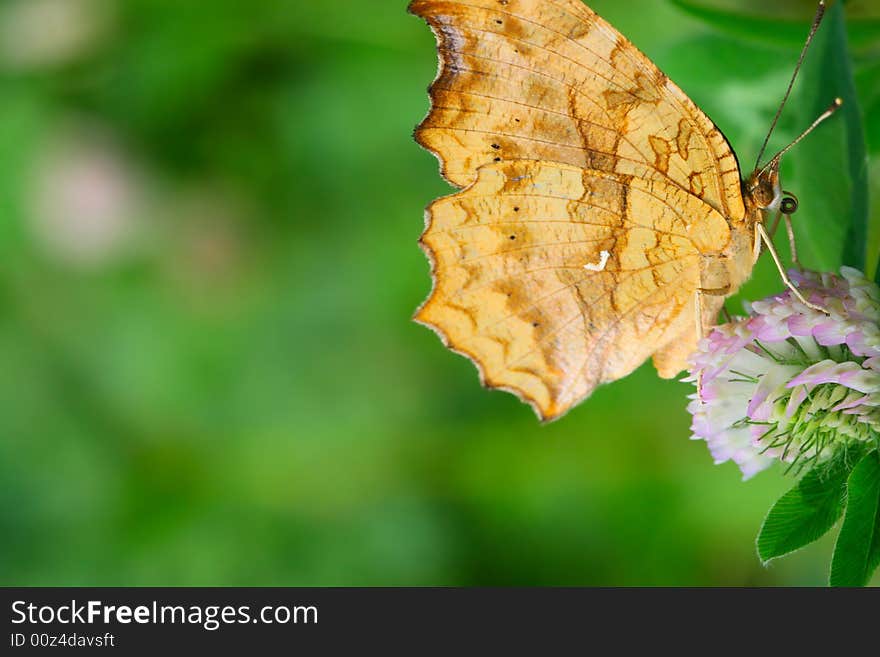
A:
[[757, 97, 842, 177], [754, 1, 827, 170]]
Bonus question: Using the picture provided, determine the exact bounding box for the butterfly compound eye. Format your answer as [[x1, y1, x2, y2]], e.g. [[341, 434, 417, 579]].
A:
[[781, 194, 798, 215]]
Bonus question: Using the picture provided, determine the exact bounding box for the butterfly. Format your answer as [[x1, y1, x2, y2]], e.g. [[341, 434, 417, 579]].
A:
[[409, 0, 838, 421]]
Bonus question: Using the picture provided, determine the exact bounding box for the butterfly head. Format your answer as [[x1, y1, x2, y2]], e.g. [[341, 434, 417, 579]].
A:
[[744, 160, 783, 215], [745, 96, 842, 218]]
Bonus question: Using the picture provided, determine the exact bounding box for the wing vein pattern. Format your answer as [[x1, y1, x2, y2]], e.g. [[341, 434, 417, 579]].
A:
[[410, 0, 746, 419]]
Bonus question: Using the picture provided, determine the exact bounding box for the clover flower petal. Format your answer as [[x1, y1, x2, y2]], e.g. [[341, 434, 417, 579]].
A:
[[688, 268, 880, 479]]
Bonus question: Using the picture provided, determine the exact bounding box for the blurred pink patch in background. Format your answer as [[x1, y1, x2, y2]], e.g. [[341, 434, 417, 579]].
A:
[[27, 124, 150, 268]]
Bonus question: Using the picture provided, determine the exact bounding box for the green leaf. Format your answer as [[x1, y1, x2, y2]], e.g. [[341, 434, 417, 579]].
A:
[[668, 0, 880, 51], [668, 1, 820, 49], [757, 450, 854, 564], [852, 41, 880, 281], [787, 2, 868, 272], [668, 2, 871, 273], [857, 60, 880, 155], [830, 450, 880, 587]]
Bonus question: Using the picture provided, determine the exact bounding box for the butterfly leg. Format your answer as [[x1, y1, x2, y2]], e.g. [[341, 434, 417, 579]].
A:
[[767, 209, 783, 240], [694, 290, 705, 401], [752, 222, 763, 264], [692, 284, 729, 402], [762, 210, 800, 267], [755, 222, 825, 313], [783, 213, 800, 268], [694, 290, 705, 355]]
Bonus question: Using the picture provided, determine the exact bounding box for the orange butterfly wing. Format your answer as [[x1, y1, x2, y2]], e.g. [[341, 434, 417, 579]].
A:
[[410, 0, 749, 419]]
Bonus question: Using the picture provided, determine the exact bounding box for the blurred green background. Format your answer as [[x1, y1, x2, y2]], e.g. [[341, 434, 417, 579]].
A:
[[1, 0, 878, 586]]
